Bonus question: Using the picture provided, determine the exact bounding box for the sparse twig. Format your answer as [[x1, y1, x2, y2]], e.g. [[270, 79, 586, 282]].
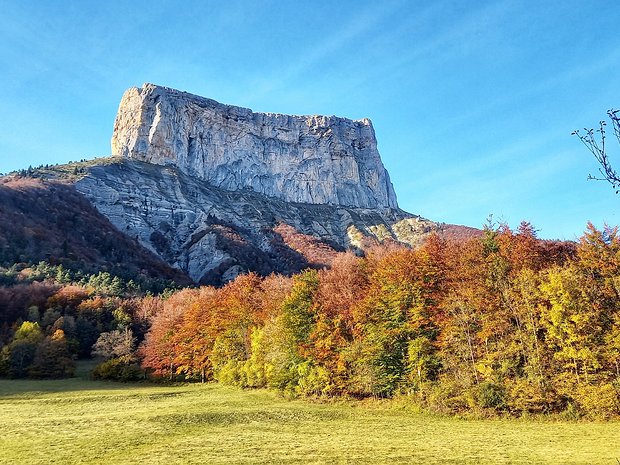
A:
[[573, 109, 620, 193]]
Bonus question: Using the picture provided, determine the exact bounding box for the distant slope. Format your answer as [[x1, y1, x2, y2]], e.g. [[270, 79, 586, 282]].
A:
[[0, 160, 484, 286], [0, 176, 190, 285], [439, 223, 484, 242], [75, 159, 442, 284]]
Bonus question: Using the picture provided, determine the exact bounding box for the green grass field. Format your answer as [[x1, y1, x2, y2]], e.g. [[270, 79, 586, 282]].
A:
[[1, 376, 619, 465]]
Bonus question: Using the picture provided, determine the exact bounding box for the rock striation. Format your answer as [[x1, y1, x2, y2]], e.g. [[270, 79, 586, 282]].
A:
[[111, 83, 398, 209], [69, 84, 452, 284], [76, 159, 436, 285]]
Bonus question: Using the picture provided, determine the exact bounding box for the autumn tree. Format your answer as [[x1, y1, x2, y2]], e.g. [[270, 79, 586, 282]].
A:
[[261, 270, 320, 394], [308, 253, 368, 394], [235, 274, 293, 388], [5, 321, 44, 378], [139, 289, 193, 380], [348, 244, 443, 397], [28, 329, 75, 379], [92, 328, 136, 359]]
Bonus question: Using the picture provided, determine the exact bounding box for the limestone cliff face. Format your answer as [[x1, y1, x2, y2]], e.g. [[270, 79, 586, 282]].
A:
[[111, 83, 398, 209], [75, 160, 435, 285], [70, 84, 444, 284]]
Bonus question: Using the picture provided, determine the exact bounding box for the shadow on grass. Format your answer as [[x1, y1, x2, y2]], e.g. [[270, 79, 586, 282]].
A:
[[0, 361, 171, 398], [0, 377, 174, 398]]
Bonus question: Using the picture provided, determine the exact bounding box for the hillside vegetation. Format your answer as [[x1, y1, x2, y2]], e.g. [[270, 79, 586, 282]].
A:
[[0, 175, 189, 284], [4, 220, 620, 418]]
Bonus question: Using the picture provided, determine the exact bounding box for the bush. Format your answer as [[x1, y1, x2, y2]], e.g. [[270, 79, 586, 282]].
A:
[[92, 356, 144, 381], [296, 361, 333, 397], [420, 378, 471, 413], [477, 382, 506, 410], [265, 362, 299, 395], [573, 383, 620, 418], [507, 378, 559, 414], [214, 360, 244, 386]]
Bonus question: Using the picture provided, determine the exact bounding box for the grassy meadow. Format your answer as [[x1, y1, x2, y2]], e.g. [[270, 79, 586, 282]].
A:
[[1, 374, 619, 464]]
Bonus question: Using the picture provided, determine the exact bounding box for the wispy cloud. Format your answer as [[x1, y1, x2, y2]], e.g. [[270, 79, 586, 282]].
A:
[[330, 1, 517, 90], [241, 0, 407, 102]]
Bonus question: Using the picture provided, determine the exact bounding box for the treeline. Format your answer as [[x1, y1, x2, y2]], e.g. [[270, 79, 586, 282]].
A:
[[139, 222, 620, 418], [1, 223, 619, 418], [0, 262, 175, 380], [0, 261, 177, 295], [5, 159, 91, 178]]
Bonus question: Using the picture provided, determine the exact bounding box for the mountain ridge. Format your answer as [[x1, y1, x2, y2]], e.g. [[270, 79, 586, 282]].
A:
[[0, 85, 482, 284], [75, 158, 437, 284]]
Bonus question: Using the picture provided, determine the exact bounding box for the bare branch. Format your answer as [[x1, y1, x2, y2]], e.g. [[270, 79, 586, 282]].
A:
[[573, 111, 620, 192]]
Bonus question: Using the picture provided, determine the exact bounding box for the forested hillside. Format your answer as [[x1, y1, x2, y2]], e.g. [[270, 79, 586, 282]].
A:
[[0, 176, 190, 284], [3, 221, 619, 418]]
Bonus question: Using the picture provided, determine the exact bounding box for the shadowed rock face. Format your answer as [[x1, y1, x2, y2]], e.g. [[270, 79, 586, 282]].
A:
[[111, 83, 398, 209], [70, 84, 444, 284], [75, 160, 436, 285]]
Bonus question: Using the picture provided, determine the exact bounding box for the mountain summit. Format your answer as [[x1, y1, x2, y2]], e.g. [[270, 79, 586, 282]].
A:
[[111, 83, 398, 209], [73, 84, 452, 284], [5, 85, 470, 285]]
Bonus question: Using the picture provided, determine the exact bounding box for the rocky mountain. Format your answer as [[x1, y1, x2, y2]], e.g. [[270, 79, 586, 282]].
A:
[[3, 84, 475, 285], [76, 158, 436, 284], [111, 83, 398, 209]]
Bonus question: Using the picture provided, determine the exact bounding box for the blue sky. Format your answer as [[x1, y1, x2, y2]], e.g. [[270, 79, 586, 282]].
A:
[[1, 0, 619, 240]]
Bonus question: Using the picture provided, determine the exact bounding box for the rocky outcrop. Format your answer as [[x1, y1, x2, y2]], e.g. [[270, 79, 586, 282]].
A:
[[2, 86, 477, 286], [111, 83, 398, 209], [75, 160, 437, 285], [66, 85, 451, 284]]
